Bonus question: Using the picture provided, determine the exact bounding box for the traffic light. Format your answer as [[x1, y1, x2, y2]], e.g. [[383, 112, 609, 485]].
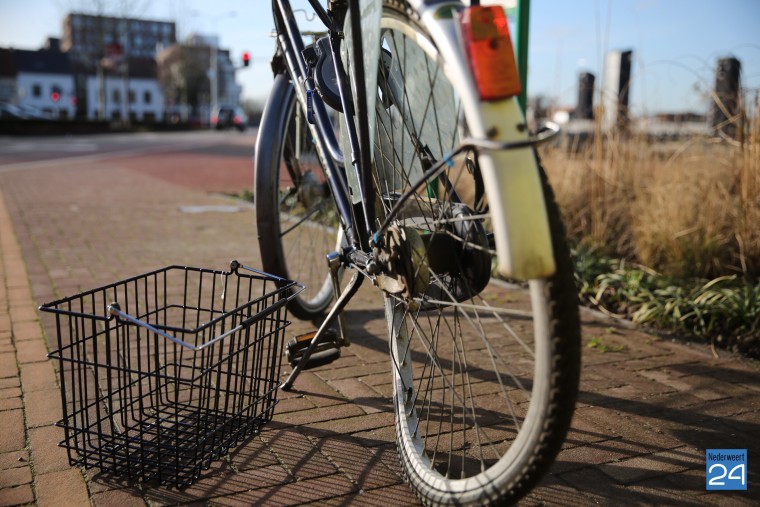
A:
[[242, 51, 250, 67], [51, 85, 61, 102]]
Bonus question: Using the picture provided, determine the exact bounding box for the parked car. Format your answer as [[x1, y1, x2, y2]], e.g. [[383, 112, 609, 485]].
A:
[[0, 103, 55, 120], [0, 103, 23, 119], [18, 104, 55, 120], [211, 105, 248, 132]]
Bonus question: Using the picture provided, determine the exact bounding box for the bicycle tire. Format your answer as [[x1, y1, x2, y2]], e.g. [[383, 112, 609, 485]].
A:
[[255, 74, 341, 320], [372, 3, 581, 504]]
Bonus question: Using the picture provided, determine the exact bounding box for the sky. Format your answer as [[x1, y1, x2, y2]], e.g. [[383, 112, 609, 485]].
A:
[[0, 0, 758, 114]]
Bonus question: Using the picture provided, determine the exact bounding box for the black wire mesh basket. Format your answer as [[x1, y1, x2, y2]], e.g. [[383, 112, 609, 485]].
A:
[[41, 261, 302, 487]]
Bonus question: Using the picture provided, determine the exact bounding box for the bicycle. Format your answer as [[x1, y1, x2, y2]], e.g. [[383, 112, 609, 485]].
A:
[[254, 1, 582, 504]]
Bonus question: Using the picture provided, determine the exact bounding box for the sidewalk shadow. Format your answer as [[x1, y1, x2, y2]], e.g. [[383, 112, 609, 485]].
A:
[[124, 421, 419, 506]]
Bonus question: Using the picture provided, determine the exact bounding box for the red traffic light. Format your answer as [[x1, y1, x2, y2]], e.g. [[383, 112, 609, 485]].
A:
[[242, 51, 250, 67]]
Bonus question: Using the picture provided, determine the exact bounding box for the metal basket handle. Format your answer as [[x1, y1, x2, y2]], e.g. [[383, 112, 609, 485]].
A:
[[106, 300, 289, 351], [104, 261, 304, 351]]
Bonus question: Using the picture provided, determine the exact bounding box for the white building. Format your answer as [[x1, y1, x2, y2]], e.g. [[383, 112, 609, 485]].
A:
[[85, 76, 163, 121], [85, 58, 164, 121], [3, 47, 76, 119]]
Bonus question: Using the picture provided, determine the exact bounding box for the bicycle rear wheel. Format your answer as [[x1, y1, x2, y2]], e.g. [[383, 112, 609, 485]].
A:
[[255, 75, 341, 320], [373, 3, 581, 505]]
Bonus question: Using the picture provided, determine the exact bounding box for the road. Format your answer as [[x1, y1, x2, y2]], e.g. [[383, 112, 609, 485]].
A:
[[0, 129, 257, 172]]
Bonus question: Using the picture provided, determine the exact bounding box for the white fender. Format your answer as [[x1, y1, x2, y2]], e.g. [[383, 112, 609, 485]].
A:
[[418, 3, 556, 280]]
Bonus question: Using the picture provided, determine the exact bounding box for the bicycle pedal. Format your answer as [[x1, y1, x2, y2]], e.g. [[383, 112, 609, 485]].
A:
[[286, 329, 341, 369]]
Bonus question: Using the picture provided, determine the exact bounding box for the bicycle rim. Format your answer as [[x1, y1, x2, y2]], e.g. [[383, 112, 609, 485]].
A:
[[374, 4, 580, 505]]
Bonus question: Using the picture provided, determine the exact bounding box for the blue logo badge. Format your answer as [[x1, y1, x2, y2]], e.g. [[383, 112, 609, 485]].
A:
[[706, 449, 747, 491]]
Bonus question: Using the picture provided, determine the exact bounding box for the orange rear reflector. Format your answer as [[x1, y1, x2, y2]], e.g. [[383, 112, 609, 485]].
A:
[[460, 6, 521, 101]]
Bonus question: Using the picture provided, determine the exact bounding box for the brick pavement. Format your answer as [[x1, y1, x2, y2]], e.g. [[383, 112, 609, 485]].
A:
[[0, 135, 758, 506]]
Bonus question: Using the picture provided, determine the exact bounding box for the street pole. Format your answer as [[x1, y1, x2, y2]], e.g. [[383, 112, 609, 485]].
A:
[[210, 42, 218, 118], [98, 63, 105, 120], [515, 0, 530, 115]]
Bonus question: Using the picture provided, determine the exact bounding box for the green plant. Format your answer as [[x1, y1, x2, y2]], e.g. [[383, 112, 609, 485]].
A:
[[572, 246, 760, 358], [587, 335, 626, 353]]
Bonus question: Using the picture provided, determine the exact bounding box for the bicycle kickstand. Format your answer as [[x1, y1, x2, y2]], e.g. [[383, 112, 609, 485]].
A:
[[327, 252, 350, 348], [281, 265, 364, 391]]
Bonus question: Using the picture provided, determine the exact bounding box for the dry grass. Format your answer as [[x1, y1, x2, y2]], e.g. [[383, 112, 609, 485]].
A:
[[540, 98, 760, 280]]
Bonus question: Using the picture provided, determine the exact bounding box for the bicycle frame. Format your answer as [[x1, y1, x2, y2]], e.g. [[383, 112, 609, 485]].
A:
[[268, 0, 561, 388], [271, 0, 370, 256]]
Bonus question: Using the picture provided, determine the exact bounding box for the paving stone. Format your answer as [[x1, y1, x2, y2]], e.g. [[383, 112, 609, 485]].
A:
[[311, 483, 420, 506], [0, 386, 22, 401], [259, 428, 338, 481], [9, 322, 42, 343], [228, 436, 281, 471], [315, 361, 390, 381], [519, 473, 581, 507], [0, 410, 25, 453], [91, 488, 147, 507], [35, 468, 89, 507], [574, 406, 686, 452], [280, 371, 348, 408], [9, 307, 38, 324], [311, 435, 402, 490], [144, 465, 291, 505], [624, 474, 709, 506], [18, 362, 57, 392], [28, 426, 71, 474], [349, 425, 397, 448], [23, 389, 61, 428], [0, 354, 16, 379], [598, 446, 703, 484], [272, 403, 365, 427], [559, 466, 651, 505], [209, 472, 357, 506], [561, 410, 613, 449], [81, 470, 142, 496], [327, 378, 387, 414], [307, 411, 395, 435], [0, 465, 32, 488], [14, 339, 48, 364], [552, 438, 650, 475], [0, 450, 29, 471], [273, 395, 317, 414], [0, 484, 34, 506], [604, 378, 679, 399]]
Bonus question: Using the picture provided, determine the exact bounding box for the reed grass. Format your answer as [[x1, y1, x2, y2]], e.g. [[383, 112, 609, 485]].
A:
[[540, 93, 760, 281]]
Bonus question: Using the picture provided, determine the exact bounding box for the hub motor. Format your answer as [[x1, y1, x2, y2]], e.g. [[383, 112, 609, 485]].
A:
[[377, 202, 491, 305]]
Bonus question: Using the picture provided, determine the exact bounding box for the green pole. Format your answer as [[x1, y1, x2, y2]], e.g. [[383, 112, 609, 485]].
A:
[[515, 0, 530, 115]]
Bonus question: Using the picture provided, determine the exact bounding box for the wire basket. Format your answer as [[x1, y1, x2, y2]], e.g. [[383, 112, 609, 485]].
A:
[[41, 261, 302, 487]]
